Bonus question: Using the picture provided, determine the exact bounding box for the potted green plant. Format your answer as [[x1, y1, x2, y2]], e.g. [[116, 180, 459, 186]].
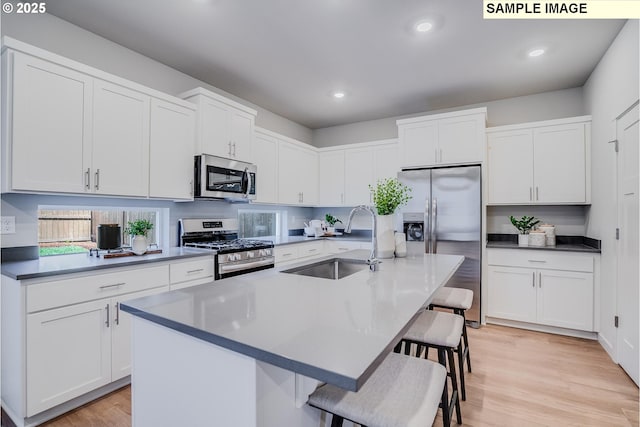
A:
[[368, 178, 412, 258], [125, 219, 154, 255], [324, 214, 342, 234], [509, 215, 540, 246]]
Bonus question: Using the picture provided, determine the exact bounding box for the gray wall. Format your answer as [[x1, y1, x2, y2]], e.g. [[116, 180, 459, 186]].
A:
[[312, 87, 585, 147], [486, 206, 587, 236], [582, 20, 639, 361], [1, 12, 313, 144]]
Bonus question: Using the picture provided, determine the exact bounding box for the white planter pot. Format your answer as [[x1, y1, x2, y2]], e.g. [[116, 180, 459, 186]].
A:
[[518, 234, 529, 247], [131, 235, 148, 255], [327, 226, 335, 234], [376, 214, 396, 259]]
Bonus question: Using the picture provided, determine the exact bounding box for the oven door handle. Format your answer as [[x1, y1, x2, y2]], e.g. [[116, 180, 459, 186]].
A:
[[219, 258, 274, 273]]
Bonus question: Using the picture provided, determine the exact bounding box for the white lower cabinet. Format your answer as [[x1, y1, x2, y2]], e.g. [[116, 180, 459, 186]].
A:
[[487, 249, 595, 333], [169, 256, 215, 290]]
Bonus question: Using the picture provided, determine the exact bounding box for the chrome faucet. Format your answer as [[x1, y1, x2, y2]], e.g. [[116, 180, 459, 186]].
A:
[[344, 205, 380, 271]]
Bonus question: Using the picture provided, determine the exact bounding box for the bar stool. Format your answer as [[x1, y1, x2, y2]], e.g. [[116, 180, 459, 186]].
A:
[[429, 287, 473, 376], [402, 309, 465, 417], [307, 352, 449, 427]]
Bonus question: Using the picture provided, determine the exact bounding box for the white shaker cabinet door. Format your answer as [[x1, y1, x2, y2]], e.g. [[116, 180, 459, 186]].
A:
[[319, 150, 345, 206], [149, 99, 196, 200], [230, 110, 253, 161], [10, 52, 92, 193], [253, 132, 279, 203], [277, 141, 302, 204], [537, 270, 594, 331], [533, 123, 586, 203], [199, 97, 231, 158], [345, 147, 374, 205], [26, 299, 111, 416], [438, 114, 484, 165], [92, 80, 150, 197], [298, 146, 319, 205], [399, 121, 438, 168], [487, 266, 537, 323], [487, 129, 534, 204], [374, 143, 400, 182]]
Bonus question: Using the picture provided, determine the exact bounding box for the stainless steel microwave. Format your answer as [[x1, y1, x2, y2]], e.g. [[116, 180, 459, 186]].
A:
[[194, 154, 257, 201]]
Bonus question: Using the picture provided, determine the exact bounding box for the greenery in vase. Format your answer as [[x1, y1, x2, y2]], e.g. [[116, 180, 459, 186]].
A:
[[369, 178, 412, 216], [509, 215, 540, 234], [125, 219, 154, 237], [324, 214, 342, 227]]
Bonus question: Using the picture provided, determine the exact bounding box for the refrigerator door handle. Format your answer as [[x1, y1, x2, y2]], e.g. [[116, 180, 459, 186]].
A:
[[432, 198, 438, 253], [424, 198, 431, 253]]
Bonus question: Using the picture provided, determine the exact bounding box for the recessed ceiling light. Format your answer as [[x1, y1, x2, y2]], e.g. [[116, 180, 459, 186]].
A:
[[333, 92, 345, 99], [415, 21, 433, 33], [528, 48, 545, 57]]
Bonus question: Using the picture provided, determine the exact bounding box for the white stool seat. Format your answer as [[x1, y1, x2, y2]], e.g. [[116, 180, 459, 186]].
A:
[[308, 352, 446, 427], [405, 310, 464, 348], [431, 287, 473, 310]]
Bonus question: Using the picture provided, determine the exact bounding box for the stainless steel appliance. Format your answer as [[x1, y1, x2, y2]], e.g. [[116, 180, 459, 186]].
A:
[[179, 218, 274, 280], [398, 165, 482, 326], [194, 154, 257, 201]]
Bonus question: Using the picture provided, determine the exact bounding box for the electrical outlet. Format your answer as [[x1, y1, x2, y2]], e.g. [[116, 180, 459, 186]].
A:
[[1, 216, 16, 234]]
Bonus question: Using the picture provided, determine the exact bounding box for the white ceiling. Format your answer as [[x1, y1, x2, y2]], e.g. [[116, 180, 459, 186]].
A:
[[46, 1, 625, 129]]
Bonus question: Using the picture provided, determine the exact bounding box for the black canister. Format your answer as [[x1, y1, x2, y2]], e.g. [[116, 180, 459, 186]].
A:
[[97, 224, 121, 250]]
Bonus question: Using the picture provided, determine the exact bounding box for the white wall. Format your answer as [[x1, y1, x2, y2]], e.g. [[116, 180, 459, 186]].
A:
[[312, 87, 585, 147], [0, 12, 313, 144], [583, 20, 639, 361]]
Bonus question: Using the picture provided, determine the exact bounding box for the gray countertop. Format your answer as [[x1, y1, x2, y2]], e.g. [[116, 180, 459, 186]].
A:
[[121, 250, 464, 391], [254, 234, 372, 246], [485, 241, 601, 253], [1, 247, 214, 281]]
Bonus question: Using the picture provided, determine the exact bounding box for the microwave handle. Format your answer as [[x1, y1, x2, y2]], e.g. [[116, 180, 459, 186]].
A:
[[242, 167, 250, 198]]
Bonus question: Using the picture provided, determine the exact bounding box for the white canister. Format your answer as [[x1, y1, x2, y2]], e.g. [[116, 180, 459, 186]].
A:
[[528, 230, 546, 247], [538, 224, 556, 246], [394, 232, 407, 258]]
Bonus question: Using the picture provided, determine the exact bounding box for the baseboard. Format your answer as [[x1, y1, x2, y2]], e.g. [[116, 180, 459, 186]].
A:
[[598, 333, 618, 363], [2, 377, 130, 427], [486, 317, 598, 340]]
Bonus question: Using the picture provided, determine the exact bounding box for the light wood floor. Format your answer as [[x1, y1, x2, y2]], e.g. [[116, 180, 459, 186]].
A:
[[3, 324, 638, 427]]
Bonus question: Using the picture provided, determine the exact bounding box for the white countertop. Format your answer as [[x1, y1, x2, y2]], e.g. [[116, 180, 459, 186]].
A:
[[121, 250, 464, 391]]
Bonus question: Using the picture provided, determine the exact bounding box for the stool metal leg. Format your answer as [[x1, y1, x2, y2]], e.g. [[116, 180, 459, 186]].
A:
[[456, 308, 472, 373], [447, 348, 462, 425], [456, 339, 466, 401], [437, 348, 451, 427], [330, 414, 344, 427]]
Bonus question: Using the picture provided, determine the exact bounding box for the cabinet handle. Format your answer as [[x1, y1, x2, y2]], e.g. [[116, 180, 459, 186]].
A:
[[532, 272, 535, 287], [282, 253, 293, 257], [341, 193, 344, 204], [115, 302, 120, 326], [232, 142, 237, 157], [228, 141, 232, 156], [308, 248, 317, 252], [187, 268, 204, 274], [105, 304, 110, 328], [190, 179, 194, 197], [439, 148, 443, 163], [527, 260, 546, 263], [435, 148, 438, 163], [529, 187, 532, 201], [99, 282, 126, 290], [539, 273, 542, 288], [301, 192, 304, 203], [85, 168, 90, 189], [94, 169, 100, 190], [536, 187, 539, 201]]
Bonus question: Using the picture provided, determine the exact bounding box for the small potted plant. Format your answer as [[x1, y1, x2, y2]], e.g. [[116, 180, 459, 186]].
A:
[[368, 178, 412, 258], [125, 219, 154, 255], [324, 214, 342, 234], [509, 215, 540, 246]]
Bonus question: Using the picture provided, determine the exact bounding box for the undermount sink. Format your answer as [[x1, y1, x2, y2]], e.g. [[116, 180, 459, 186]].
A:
[[282, 258, 369, 280]]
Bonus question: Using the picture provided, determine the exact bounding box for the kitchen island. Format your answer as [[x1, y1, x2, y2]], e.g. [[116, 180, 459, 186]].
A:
[[121, 250, 463, 427]]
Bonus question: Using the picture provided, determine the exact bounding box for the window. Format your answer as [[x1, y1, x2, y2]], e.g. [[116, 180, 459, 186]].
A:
[[38, 208, 159, 256], [238, 210, 280, 238]]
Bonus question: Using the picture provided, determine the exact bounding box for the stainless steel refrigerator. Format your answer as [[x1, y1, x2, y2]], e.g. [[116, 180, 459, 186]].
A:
[[398, 165, 481, 326]]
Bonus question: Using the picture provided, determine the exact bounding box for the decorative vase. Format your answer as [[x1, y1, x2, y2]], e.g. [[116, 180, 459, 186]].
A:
[[376, 214, 396, 258], [131, 235, 148, 255], [518, 234, 529, 247]]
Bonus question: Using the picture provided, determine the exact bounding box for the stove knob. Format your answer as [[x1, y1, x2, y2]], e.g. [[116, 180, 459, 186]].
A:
[[247, 251, 255, 259], [231, 253, 240, 261]]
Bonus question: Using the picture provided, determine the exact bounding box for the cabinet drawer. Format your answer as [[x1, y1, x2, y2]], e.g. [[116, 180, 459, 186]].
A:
[[487, 249, 593, 272], [274, 246, 300, 264], [297, 241, 324, 259], [27, 265, 169, 313], [170, 257, 214, 284]]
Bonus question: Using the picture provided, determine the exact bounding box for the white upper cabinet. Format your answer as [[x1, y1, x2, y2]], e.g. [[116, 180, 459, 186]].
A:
[[319, 150, 345, 206], [2, 39, 197, 199], [397, 108, 486, 168], [181, 88, 257, 163], [5, 51, 93, 193], [345, 147, 374, 205], [149, 99, 197, 200], [487, 116, 591, 205], [278, 140, 318, 205], [253, 129, 279, 204], [92, 80, 150, 197]]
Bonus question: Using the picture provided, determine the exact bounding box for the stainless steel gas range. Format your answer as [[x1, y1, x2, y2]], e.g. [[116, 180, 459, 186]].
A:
[[179, 218, 275, 280]]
